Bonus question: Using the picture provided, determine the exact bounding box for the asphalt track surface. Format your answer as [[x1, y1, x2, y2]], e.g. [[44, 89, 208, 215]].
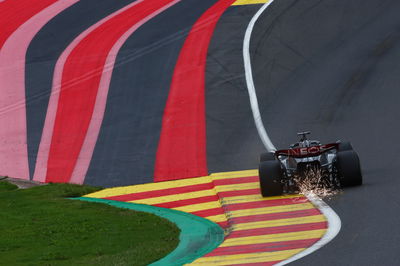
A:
[[26, 0, 139, 182], [206, 4, 263, 172], [3, 0, 400, 264], [85, 0, 218, 186], [241, 0, 400, 264], [24, 0, 224, 186]]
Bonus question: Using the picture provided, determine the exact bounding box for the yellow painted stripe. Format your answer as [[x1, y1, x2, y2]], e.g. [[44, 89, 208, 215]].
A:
[[127, 189, 216, 205], [221, 193, 303, 204], [220, 229, 326, 247], [188, 248, 304, 265], [204, 214, 228, 223], [232, 0, 270, 6], [228, 202, 316, 218], [232, 214, 326, 230], [215, 182, 259, 192], [211, 169, 258, 180], [85, 176, 212, 198], [87, 169, 262, 198], [173, 201, 222, 213]]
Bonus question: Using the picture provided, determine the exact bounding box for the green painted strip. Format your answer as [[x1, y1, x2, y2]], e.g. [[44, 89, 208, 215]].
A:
[[74, 197, 224, 265]]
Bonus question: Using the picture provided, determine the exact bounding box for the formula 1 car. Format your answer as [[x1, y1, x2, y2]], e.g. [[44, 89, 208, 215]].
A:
[[259, 131, 362, 197]]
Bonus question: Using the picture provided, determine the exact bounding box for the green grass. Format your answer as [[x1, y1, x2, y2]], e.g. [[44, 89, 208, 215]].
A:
[[0, 182, 180, 266]]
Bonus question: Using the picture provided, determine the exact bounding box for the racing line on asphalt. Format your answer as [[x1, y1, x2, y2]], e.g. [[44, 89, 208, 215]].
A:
[[242, 1, 341, 264]]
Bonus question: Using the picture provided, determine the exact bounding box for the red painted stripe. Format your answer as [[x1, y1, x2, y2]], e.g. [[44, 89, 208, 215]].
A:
[[154, 195, 219, 208], [230, 209, 322, 224], [154, 0, 236, 181], [191, 207, 226, 218], [217, 188, 261, 198], [205, 238, 319, 257], [224, 197, 308, 212], [228, 222, 327, 238], [0, 0, 56, 48], [103, 182, 214, 201], [0, 0, 77, 181], [213, 175, 259, 186], [45, 0, 177, 183], [216, 221, 230, 228]]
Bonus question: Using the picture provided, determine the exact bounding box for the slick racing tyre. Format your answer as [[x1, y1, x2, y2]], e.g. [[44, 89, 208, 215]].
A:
[[337, 150, 362, 187], [260, 152, 276, 162], [259, 160, 284, 197], [338, 141, 353, 151]]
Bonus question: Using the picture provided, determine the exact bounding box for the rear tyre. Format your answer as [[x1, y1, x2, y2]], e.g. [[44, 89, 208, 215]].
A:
[[338, 142, 353, 151], [336, 150, 362, 187], [259, 161, 284, 197], [260, 152, 275, 162]]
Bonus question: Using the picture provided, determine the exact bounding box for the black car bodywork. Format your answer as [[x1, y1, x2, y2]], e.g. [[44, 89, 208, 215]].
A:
[[259, 132, 362, 197]]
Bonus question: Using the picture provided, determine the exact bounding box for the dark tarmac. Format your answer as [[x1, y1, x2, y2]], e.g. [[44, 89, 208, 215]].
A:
[[229, 0, 400, 264]]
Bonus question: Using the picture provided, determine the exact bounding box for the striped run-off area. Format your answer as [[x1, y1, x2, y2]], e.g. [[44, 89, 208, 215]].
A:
[[85, 169, 327, 265]]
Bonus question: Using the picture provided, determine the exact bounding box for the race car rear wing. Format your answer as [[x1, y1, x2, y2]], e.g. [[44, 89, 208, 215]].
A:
[[275, 143, 338, 158]]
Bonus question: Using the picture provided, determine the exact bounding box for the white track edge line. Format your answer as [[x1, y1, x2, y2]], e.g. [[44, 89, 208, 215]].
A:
[[243, 0, 276, 152], [276, 195, 341, 265], [242, 1, 341, 264]]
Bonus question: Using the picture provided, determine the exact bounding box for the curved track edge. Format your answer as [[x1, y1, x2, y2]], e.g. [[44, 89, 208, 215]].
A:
[[243, 0, 342, 263], [73, 197, 224, 265], [276, 195, 341, 265]]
